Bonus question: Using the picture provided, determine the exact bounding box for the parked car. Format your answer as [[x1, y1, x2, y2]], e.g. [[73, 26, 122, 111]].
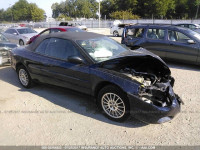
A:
[[27, 26, 84, 44], [110, 24, 131, 37], [3, 27, 38, 46], [19, 24, 26, 27], [59, 22, 87, 31], [0, 33, 18, 65], [122, 24, 200, 65], [10, 32, 182, 123], [0, 24, 9, 32], [25, 23, 43, 28], [175, 23, 200, 34]]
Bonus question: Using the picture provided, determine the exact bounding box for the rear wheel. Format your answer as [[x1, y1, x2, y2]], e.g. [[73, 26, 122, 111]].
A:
[[19, 40, 24, 46], [113, 31, 119, 37], [98, 85, 130, 122], [17, 65, 32, 88]]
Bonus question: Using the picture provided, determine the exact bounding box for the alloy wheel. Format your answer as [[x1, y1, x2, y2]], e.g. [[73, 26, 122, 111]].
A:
[[101, 93, 125, 119]]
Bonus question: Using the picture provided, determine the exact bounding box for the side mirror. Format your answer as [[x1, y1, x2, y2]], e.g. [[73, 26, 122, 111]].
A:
[[187, 40, 195, 44], [68, 56, 85, 64]]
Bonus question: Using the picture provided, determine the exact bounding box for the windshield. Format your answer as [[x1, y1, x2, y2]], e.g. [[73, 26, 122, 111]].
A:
[[17, 28, 37, 34], [0, 33, 9, 42], [78, 37, 129, 62], [186, 29, 200, 41]]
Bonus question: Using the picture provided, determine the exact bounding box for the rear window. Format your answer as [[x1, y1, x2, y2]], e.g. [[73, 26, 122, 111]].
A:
[[67, 28, 84, 32]]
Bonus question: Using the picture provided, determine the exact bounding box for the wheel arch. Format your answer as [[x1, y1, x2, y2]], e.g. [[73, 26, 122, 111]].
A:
[[19, 39, 24, 45], [94, 81, 126, 100], [16, 62, 26, 72]]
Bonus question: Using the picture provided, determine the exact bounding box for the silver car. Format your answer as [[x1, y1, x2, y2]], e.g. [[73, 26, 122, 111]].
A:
[[3, 27, 38, 46], [110, 24, 130, 37]]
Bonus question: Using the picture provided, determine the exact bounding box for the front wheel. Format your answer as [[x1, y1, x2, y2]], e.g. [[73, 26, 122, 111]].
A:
[[17, 65, 32, 88], [98, 85, 130, 122]]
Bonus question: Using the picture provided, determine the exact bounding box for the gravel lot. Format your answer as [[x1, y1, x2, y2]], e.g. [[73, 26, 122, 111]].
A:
[[0, 28, 200, 147]]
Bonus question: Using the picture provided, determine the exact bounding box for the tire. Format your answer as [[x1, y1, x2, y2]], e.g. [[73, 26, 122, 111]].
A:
[[97, 85, 130, 122], [19, 40, 24, 46], [17, 65, 32, 88], [113, 31, 119, 37]]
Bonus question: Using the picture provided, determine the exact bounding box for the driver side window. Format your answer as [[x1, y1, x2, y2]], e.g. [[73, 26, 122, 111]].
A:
[[168, 30, 191, 43]]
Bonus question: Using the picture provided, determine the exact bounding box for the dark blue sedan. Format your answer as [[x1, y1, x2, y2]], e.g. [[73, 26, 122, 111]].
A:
[[10, 32, 182, 123]]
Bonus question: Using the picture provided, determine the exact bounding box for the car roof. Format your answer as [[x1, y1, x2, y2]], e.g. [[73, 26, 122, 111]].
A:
[[126, 24, 190, 31], [49, 26, 76, 29], [175, 23, 198, 25], [27, 32, 105, 51], [8, 27, 30, 29]]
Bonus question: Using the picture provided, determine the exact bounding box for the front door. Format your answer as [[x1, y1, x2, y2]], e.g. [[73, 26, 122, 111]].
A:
[[28, 38, 91, 94], [166, 30, 199, 64]]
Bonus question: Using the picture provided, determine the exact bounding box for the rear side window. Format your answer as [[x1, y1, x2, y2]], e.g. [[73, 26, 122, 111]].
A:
[[35, 39, 50, 55], [147, 28, 165, 40], [126, 28, 144, 38]]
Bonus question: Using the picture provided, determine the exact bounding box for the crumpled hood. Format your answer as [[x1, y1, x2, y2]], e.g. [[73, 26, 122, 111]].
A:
[[97, 48, 171, 77]]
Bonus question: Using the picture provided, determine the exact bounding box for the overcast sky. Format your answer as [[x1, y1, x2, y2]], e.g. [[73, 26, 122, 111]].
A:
[[0, 0, 63, 17]]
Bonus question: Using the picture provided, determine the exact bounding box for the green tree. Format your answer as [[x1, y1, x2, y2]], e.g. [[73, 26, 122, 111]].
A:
[[0, 9, 4, 21], [110, 10, 140, 19], [51, 0, 98, 19], [51, 2, 61, 18], [29, 3, 45, 22], [3, 8, 13, 21], [12, 0, 29, 21], [101, 0, 117, 19]]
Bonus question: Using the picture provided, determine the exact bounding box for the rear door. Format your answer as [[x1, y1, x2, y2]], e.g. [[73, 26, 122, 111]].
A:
[[140, 28, 167, 58], [166, 29, 198, 63]]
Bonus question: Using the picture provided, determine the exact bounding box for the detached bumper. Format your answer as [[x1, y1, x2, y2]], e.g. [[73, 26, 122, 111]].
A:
[[128, 93, 181, 124]]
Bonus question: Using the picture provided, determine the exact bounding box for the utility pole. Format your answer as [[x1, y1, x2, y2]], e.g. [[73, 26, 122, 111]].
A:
[[99, 0, 100, 28], [195, 0, 200, 19]]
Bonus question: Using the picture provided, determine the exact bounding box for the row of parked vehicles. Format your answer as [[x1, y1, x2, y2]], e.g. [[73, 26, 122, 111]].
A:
[[0, 24, 85, 65], [111, 23, 200, 65], [2, 22, 196, 124]]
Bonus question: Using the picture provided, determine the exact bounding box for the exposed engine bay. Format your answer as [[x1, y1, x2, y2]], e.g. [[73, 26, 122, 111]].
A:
[[120, 66, 183, 107], [102, 55, 183, 108]]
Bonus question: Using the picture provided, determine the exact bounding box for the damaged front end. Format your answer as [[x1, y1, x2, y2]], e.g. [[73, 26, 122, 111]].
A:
[[101, 54, 182, 123]]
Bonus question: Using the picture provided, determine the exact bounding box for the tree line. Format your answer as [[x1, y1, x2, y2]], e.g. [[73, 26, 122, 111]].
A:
[[52, 0, 200, 20], [0, 0, 45, 22], [51, 0, 98, 20]]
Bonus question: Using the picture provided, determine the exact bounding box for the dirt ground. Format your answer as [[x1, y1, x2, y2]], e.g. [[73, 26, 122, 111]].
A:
[[0, 28, 200, 147]]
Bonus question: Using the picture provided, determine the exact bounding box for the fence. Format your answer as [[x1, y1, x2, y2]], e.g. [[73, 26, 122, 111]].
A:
[[1, 19, 200, 29]]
